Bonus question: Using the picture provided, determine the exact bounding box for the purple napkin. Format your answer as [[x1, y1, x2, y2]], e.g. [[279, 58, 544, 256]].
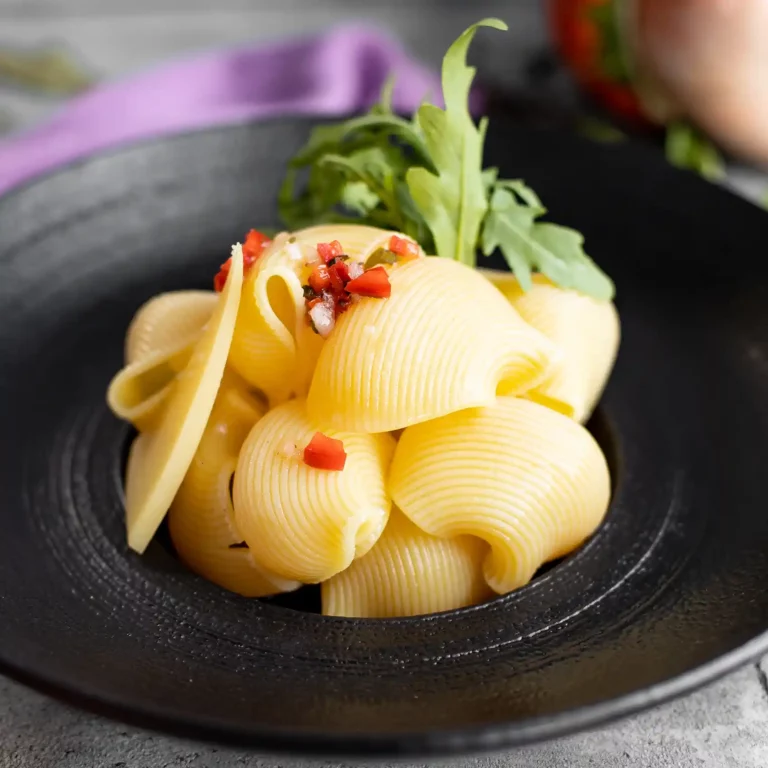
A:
[[0, 25, 441, 197]]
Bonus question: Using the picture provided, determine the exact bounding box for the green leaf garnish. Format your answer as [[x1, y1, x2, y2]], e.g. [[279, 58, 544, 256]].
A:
[[278, 17, 614, 300], [482, 185, 614, 301], [665, 121, 725, 181], [405, 19, 505, 265]]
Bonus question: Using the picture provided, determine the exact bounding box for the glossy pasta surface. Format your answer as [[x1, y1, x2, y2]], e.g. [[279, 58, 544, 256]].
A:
[[107, 225, 618, 618], [323, 509, 491, 618], [233, 399, 395, 583], [483, 270, 620, 423], [389, 397, 611, 594], [308, 258, 557, 433]]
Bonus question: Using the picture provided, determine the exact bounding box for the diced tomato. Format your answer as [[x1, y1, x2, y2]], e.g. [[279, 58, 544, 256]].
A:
[[308, 264, 331, 293], [242, 229, 271, 267], [389, 235, 421, 259], [547, 0, 647, 124], [317, 240, 343, 263], [214, 229, 270, 292], [328, 259, 350, 296], [330, 259, 350, 283], [303, 432, 347, 471], [213, 258, 232, 292], [306, 297, 323, 310], [346, 266, 391, 298]]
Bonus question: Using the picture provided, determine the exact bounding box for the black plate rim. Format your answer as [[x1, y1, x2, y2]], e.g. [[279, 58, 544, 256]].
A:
[[2, 118, 768, 757], [2, 628, 767, 757]]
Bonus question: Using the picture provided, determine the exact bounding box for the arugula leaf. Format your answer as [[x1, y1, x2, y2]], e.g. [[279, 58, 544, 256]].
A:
[[341, 181, 380, 215], [406, 18, 507, 265], [482, 186, 614, 300], [277, 17, 615, 301], [320, 148, 405, 229]]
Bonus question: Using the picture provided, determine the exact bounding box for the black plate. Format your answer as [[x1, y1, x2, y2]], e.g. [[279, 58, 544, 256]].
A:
[[2, 116, 768, 758]]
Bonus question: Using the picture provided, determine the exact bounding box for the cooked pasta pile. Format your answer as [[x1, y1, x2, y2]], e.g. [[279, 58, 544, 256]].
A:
[[107, 224, 619, 618]]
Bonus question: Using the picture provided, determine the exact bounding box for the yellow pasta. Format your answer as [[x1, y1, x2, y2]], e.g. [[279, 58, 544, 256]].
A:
[[322, 509, 491, 618], [107, 337, 196, 431], [168, 375, 299, 597], [482, 270, 620, 423], [125, 290, 218, 365], [228, 225, 410, 405], [124, 245, 244, 553], [306, 258, 557, 433], [389, 396, 611, 595], [233, 398, 395, 583], [108, 291, 218, 431]]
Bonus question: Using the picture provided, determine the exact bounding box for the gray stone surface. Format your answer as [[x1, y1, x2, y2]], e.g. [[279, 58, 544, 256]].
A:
[[1, 1, 768, 765]]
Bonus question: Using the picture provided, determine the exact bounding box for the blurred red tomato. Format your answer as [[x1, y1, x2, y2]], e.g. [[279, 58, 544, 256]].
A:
[[547, 0, 647, 124]]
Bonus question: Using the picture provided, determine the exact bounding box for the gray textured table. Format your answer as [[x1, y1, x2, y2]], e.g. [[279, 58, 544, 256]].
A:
[[1, 2, 768, 765]]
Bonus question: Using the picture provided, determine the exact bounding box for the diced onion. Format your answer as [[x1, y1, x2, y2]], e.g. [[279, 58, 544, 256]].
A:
[[310, 302, 335, 338], [348, 261, 365, 280]]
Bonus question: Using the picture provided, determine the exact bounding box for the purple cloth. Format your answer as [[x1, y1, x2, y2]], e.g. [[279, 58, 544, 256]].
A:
[[0, 25, 441, 197]]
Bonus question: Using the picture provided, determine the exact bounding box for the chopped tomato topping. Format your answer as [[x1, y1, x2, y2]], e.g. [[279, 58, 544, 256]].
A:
[[328, 259, 350, 296], [214, 229, 271, 292], [213, 258, 232, 293], [317, 240, 343, 263], [346, 266, 392, 298], [389, 235, 420, 259], [308, 264, 331, 293], [303, 432, 347, 471], [243, 229, 271, 267]]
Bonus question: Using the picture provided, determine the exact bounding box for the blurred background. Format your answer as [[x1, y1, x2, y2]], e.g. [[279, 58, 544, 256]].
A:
[[1, 0, 767, 199]]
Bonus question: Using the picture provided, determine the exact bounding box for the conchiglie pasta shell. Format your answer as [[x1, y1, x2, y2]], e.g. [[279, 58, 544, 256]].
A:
[[289, 224, 416, 263], [228, 233, 320, 405], [124, 245, 244, 554], [107, 335, 197, 432], [125, 290, 218, 365], [322, 509, 491, 618], [307, 258, 557, 433], [482, 270, 620, 423], [390, 397, 611, 595], [233, 399, 395, 583], [228, 226, 417, 406], [168, 379, 299, 597]]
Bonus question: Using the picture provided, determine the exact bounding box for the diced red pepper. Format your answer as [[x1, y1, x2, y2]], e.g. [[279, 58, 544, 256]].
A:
[[317, 240, 343, 263], [346, 266, 392, 298], [213, 258, 232, 293], [303, 432, 347, 471], [389, 235, 420, 259], [330, 259, 350, 283], [243, 229, 271, 267], [308, 264, 331, 294], [214, 229, 270, 292], [328, 259, 350, 296]]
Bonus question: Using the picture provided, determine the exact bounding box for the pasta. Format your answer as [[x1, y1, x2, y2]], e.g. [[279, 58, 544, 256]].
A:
[[108, 290, 218, 431], [123, 245, 244, 553], [307, 258, 558, 433], [323, 509, 491, 618], [106, 18, 619, 616], [125, 290, 219, 365], [389, 397, 611, 594], [483, 271, 620, 423], [107, 224, 616, 617], [233, 398, 395, 583], [168, 373, 299, 597], [228, 225, 412, 406]]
